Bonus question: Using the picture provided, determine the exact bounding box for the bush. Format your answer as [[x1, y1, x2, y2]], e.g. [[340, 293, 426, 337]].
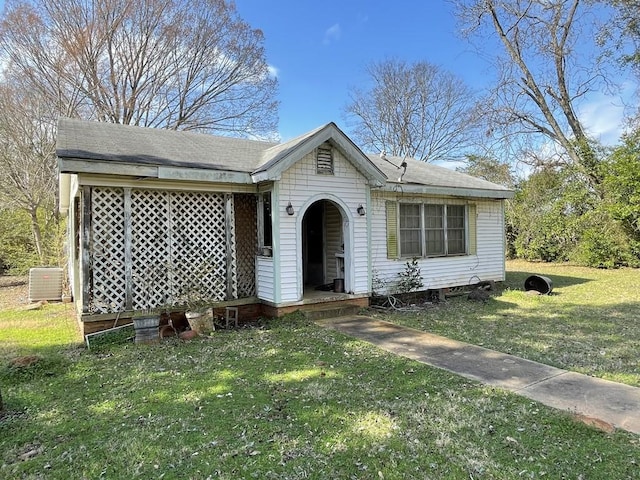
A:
[[0, 208, 64, 274], [570, 211, 639, 268]]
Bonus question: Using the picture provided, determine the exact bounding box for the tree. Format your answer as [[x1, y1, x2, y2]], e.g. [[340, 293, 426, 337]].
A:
[[603, 0, 640, 68], [457, 154, 515, 188], [511, 166, 594, 262], [344, 59, 481, 162], [0, 83, 58, 265], [0, 0, 278, 137], [455, 0, 610, 190], [603, 128, 640, 251]]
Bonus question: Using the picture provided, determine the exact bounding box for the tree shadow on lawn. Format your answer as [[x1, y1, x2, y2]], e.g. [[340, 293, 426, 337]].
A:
[[386, 292, 640, 388], [505, 270, 591, 292], [2, 322, 639, 479]]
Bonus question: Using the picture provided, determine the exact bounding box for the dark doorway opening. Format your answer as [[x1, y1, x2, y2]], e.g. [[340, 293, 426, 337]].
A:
[[303, 202, 324, 286]]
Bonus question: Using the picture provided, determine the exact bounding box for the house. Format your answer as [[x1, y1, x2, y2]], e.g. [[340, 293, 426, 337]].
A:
[[57, 118, 514, 335]]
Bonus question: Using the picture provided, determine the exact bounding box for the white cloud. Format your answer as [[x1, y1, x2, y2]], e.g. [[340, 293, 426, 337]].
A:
[[578, 83, 637, 145], [323, 24, 341, 45], [267, 64, 279, 78]]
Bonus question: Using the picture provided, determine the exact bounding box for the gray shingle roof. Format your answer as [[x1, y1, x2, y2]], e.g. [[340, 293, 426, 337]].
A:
[[57, 118, 512, 197], [57, 118, 276, 172], [368, 154, 512, 193]]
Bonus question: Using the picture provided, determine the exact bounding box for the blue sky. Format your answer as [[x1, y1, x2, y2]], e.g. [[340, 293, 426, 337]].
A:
[[234, 0, 496, 140], [0, 0, 631, 147], [234, 0, 634, 145]]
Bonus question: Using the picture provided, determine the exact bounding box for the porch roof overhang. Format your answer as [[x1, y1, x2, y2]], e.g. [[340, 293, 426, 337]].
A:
[[251, 123, 387, 186]]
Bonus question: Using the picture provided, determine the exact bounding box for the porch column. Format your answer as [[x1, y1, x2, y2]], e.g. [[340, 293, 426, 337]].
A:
[[225, 193, 234, 300]]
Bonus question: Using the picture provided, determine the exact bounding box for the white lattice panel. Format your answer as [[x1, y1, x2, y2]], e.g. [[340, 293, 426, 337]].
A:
[[90, 187, 126, 313], [131, 189, 172, 310], [234, 194, 257, 297], [169, 191, 228, 303], [88, 187, 237, 314]]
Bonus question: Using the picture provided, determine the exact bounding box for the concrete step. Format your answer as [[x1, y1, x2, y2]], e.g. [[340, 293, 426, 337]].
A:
[[302, 304, 362, 321]]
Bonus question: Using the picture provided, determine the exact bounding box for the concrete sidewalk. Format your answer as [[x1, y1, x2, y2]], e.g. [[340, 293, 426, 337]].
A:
[[317, 316, 640, 435]]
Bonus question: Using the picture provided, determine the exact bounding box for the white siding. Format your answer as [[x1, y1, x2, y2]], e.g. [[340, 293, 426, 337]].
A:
[[371, 192, 506, 293], [256, 256, 275, 302], [276, 148, 370, 301]]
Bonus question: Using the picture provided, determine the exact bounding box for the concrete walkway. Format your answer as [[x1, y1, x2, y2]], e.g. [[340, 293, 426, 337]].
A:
[[317, 316, 640, 435]]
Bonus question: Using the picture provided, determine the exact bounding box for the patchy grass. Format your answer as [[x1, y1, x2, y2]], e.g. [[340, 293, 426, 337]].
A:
[[375, 260, 640, 387], [1, 286, 639, 478]]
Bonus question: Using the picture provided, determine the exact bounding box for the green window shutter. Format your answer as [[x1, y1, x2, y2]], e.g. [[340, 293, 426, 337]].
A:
[[386, 201, 398, 259], [468, 204, 477, 255]]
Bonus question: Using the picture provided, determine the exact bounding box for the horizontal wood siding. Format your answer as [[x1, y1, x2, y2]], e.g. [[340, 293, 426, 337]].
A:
[[256, 256, 275, 302], [371, 193, 506, 293], [278, 149, 369, 301]]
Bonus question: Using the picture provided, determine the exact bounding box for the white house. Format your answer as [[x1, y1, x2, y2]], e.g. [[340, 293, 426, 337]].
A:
[[57, 118, 513, 334]]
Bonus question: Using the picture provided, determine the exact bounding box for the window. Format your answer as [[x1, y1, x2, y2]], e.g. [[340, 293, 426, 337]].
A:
[[446, 205, 466, 255], [424, 205, 444, 256], [316, 144, 334, 174], [260, 192, 272, 248], [398, 203, 468, 257], [399, 204, 422, 256]]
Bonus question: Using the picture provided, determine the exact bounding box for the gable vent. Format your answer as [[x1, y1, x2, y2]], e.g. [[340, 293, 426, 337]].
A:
[[316, 144, 334, 175]]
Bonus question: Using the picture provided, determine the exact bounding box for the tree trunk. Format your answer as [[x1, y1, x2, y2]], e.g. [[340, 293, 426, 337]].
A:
[[29, 207, 45, 264]]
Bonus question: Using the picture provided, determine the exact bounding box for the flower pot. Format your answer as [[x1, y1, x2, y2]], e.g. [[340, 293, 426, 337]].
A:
[[185, 310, 214, 335], [133, 314, 160, 344]]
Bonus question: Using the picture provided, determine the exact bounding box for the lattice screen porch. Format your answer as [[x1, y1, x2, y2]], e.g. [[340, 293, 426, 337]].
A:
[[85, 187, 257, 314]]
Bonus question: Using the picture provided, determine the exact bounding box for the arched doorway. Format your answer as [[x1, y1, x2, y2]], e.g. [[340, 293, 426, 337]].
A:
[[302, 199, 345, 292]]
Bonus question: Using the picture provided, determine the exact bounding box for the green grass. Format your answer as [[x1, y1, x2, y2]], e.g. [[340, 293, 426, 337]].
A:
[[1, 266, 639, 479], [377, 260, 640, 387]]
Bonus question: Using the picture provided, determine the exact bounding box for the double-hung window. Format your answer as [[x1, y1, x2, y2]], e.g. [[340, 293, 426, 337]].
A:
[[398, 203, 468, 257]]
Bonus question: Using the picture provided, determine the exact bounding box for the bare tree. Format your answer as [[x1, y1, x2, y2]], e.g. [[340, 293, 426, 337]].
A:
[[0, 0, 278, 137], [603, 0, 640, 68], [0, 83, 57, 263], [344, 59, 482, 162], [455, 0, 610, 189]]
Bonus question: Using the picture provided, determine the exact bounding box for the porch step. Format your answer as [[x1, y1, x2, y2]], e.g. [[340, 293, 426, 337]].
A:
[[302, 304, 362, 322]]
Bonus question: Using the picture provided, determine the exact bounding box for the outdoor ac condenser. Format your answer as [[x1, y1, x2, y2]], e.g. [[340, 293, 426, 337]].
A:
[[28, 267, 64, 302]]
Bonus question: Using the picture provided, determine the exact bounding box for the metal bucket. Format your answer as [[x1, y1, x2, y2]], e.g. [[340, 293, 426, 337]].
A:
[[133, 315, 160, 344], [524, 275, 553, 295], [333, 278, 345, 293]]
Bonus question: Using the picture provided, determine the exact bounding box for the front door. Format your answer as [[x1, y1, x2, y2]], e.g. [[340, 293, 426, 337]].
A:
[[303, 201, 324, 286], [302, 200, 344, 292]]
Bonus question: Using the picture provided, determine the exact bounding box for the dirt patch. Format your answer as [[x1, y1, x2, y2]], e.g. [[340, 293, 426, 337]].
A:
[[0, 276, 28, 310], [9, 355, 40, 368]]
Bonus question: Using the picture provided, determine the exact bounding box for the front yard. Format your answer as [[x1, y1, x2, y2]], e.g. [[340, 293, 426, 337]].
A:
[[0, 262, 638, 479], [379, 260, 640, 387]]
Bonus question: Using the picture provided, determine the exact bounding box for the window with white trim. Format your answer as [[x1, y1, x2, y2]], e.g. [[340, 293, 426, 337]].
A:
[[399, 203, 468, 257]]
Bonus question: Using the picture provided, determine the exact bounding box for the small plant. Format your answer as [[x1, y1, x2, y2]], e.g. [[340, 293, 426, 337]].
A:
[[371, 268, 385, 297], [132, 261, 180, 316], [396, 257, 424, 294]]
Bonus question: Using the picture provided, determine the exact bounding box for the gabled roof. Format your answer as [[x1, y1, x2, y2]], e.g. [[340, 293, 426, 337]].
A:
[[252, 122, 386, 186], [57, 118, 513, 199]]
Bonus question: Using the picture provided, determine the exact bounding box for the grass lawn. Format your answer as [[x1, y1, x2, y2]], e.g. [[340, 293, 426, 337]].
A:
[[1, 265, 639, 479], [376, 260, 640, 387]]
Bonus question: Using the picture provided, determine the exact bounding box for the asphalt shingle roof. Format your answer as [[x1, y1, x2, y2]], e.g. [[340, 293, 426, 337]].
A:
[[57, 118, 276, 172], [57, 118, 512, 195]]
